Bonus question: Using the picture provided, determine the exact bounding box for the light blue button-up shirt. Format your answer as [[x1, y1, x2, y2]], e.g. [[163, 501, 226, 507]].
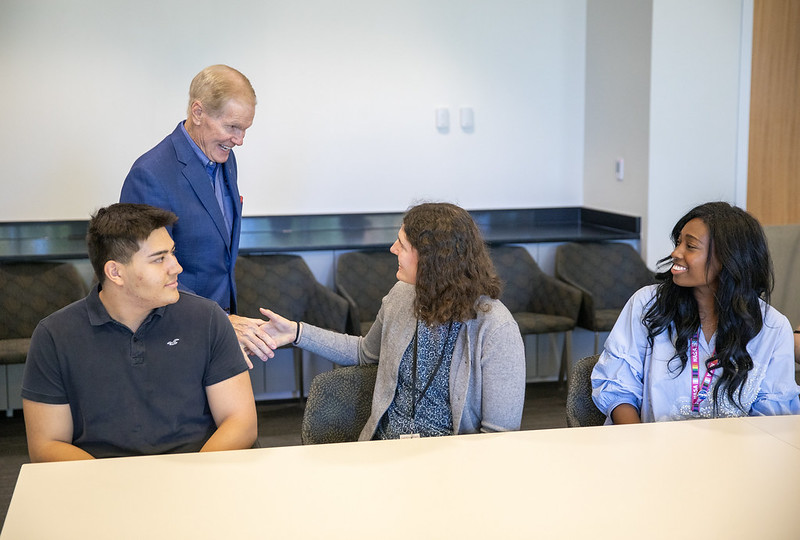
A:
[[592, 285, 800, 422]]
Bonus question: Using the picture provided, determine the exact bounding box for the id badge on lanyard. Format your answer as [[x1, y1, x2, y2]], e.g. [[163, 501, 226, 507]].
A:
[[690, 331, 719, 414]]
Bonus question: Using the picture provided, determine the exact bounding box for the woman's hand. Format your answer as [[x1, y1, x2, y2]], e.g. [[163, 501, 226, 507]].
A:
[[259, 308, 300, 348], [228, 314, 277, 368]]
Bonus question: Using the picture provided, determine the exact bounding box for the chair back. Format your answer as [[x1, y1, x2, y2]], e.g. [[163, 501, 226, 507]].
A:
[[236, 254, 348, 332], [555, 242, 654, 311], [236, 254, 313, 321], [566, 354, 606, 427], [235, 254, 348, 399], [763, 224, 800, 329], [301, 364, 378, 444], [491, 245, 541, 313], [0, 262, 88, 340], [490, 245, 581, 318], [335, 250, 398, 335]]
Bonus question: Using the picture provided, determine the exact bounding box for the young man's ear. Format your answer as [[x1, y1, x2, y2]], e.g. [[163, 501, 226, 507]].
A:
[[104, 260, 125, 286]]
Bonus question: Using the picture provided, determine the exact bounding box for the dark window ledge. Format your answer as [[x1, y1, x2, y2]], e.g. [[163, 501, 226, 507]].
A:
[[0, 207, 639, 261]]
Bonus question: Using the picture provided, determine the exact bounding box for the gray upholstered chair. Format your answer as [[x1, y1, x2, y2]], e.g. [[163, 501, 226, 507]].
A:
[[555, 242, 655, 354], [301, 363, 378, 444], [235, 254, 350, 397], [566, 354, 606, 427], [490, 245, 582, 383], [763, 224, 800, 361], [335, 250, 398, 336], [0, 261, 88, 415]]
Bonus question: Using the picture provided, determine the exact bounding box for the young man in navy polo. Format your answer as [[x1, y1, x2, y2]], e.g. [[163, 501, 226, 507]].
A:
[[22, 203, 257, 461]]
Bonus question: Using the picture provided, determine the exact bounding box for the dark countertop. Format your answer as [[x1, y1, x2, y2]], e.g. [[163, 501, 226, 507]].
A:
[[0, 207, 639, 261]]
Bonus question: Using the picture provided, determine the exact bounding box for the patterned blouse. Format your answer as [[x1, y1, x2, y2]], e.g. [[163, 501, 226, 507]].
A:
[[375, 320, 463, 438]]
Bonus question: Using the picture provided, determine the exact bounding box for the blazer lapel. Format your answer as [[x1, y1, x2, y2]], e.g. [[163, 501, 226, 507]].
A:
[[171, 130, 232, 249], [222, 159, 242, 244]]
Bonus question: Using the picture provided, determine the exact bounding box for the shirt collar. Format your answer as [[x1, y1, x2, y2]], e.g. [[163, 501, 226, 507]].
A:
[[180, 121, 216, 174], [86, 283, 167, 329]]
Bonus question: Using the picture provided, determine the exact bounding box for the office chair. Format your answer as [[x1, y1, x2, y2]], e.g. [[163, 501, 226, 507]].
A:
[[335, 250, 398, 336], [555, 242, 655, 354], [235, 254, 349, 398], [763, 224, 800, 363], [565, 354, 606, 427], [490, 245, 582, 384], [301, 363, 378, 444], [0, 261, 88, 416]]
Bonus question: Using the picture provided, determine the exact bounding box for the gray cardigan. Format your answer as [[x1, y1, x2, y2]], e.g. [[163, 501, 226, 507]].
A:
[[297, 281, 526, 440]]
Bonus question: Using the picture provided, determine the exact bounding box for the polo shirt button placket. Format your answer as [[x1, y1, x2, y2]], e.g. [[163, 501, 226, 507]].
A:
[[131, 334, 145, 366]]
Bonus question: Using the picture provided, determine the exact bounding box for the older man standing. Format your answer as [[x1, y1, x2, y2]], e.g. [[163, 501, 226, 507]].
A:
[[121, 65, 273, 365]]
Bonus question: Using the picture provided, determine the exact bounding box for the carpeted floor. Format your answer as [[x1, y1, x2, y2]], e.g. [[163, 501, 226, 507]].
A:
[[0, 382, 567, 529]]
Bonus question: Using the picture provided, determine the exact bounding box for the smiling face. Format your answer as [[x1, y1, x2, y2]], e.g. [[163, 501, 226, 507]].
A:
[[389, 226, 419, 285], [670, 217, 721, 293], [117, 227, 183, 311], [186, 97, 255, 163]]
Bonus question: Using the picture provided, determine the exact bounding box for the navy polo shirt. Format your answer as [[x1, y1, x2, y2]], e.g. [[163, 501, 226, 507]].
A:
[[22, 285, 247, 458]]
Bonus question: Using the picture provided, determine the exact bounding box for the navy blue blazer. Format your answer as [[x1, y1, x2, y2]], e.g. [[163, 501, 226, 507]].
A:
[[120, 122, 243, 313]]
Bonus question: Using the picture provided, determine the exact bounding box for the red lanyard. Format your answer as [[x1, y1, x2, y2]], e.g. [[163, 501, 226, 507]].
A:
[[690, 331, 719, 414]]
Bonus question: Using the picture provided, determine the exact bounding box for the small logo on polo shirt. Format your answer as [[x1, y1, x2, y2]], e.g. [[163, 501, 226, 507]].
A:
[[167, 338, 180, 346]]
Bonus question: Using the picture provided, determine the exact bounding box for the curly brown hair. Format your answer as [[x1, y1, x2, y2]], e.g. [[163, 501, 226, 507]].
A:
[[402, 203, 501, 324]]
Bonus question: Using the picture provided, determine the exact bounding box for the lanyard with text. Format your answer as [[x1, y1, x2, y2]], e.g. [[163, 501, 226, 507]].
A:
[[690, 331, 720, 414], [411, 320, 454, 418]]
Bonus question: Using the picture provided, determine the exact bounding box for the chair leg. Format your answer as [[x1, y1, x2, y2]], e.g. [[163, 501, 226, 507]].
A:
[[293, 348, 304, 400], [521, 335, 528, 380], [4, 366, 12, 417], [564, 330, 573, 386], [557, 330, 573, 387], [593, 332, 600, 355]]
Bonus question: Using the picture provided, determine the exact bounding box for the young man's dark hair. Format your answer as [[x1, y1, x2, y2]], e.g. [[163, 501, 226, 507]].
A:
[[87, 203, 178, 284]]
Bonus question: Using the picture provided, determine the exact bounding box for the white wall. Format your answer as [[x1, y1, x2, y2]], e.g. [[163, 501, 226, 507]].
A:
[[0, 0, 754, 268], [583, 0, 653, 253], [646, 0, 748, 268], [0, 0, 586, 222], [583, 0, 751, 269]]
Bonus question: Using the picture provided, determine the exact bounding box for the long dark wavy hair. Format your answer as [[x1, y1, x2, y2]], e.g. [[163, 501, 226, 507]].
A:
[[402, 202, 502, 325], [643, 201, 773, 412]]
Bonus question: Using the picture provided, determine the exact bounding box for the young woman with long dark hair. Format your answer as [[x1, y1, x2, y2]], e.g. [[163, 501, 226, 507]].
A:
[[592, 202, 800, 423]]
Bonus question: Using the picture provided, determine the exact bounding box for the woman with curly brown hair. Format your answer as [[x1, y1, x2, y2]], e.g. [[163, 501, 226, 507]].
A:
[[260, 202, 526, 440]]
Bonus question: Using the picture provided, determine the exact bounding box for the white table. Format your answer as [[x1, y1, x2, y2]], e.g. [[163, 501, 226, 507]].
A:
[[3, 415, 800, 539]]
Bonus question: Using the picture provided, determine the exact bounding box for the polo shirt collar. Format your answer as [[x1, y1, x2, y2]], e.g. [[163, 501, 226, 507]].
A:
[[86, 283, 167, 328]]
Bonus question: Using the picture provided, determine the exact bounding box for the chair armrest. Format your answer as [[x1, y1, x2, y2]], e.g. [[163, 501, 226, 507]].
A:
[[305, 284, 350, 333], [334, 284, 362, 336], [556, 275, 598, 330], [543, 274, 583, 321]]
